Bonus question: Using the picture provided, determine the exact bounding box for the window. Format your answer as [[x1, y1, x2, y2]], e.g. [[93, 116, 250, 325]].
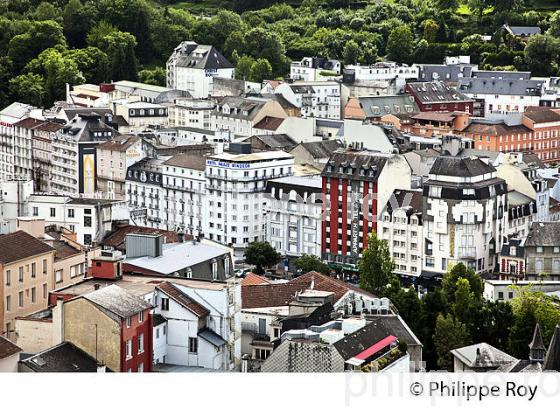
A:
[[18, 291, 23, 307], [42, 259, 47, 274], [68, 209, 75, 218], [55, 270, 63, 283], [4, 270, 10, 286], [50, 208, 56, 217], [43, 284, 47, 299], [84, 216, 92, 227], [498, 291, 504, 300], [537, 246, 544, 253], [212, 261, 218, 281], [84, 234, 92, 245], [126, 340, 132, 359], [138, 311, 144, 323], [161, 297, 169, 311], [32, 206, 38, 216], [126, 316, 132, 328], [19, 267, 23, 282], [138, 333, 144, 353], [5, 296, 10, 312], [189, 337, 198, 353], [31, 262, 36, 278], [31, 287, 36, 303]]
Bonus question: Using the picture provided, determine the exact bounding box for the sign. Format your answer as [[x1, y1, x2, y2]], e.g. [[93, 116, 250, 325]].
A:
[[82, 153, 95, 194], [206, 159, 250, 169], [130, 208, 148, 219], [350, 198, 361, 256]]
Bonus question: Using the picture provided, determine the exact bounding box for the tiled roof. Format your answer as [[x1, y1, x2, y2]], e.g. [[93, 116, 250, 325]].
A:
[[524, 109, 560, 124], [241, 272, 270, 286], [163, 153, 207, 170], [97, 135, 140, 152], [344, 97, 366, 120], [157, 282, 210, 317], [83, 284, 152, 320], [251, 133, 296, 150], [295, 140, 343, 159], [0, 231, 54, 264], [429, 156, 496, 177], [101, 225, 180, 252], [253, 116, 285, 131], [462, 121, 531, 135], [0, 336, 22, 359]]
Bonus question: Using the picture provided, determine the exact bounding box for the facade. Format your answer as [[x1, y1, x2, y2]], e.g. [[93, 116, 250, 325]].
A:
[[344, 62, 419, 84], [204, 150, 295, 254], [168, 98, 215, 129], [63, 284, 153, 372], [522, 109, 560, 163], [114, 101, 169, 131], [422, 156, 508, 276], [404, 81, 474, 114], [321, 151, 412, 267], [290, 57, 341, 82], [0, 230, 56, 340], [498, 239, 525, 280], [265, 175, 323, 258], [524, 222, 560, 280], [378, 190, 424, 277], [166, 41, 235, 98], [275, 82, 342, 120]]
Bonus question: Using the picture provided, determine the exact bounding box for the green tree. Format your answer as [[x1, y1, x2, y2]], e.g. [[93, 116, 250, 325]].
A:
[[442, 263, 483, 303], [30, 2, 62, 23], [90, 29, 139, 82], [342, 39, 362, 65], [548, 11, 560, 38], [358, 232, 395, 294], [423, 19, 439, 43], [244, 241, 281, 275], [434, 314, 471, 370], [9, 73, 46, 107], [525, 34, 560, 77], [64, 47, 109, 84], [138, 67, 166, 86], [386, 25, 414, 64], [249, 58, 272, 82], [63, 0, 98, 48], [294, 254, 331, 275], [235, 55, 255, 80]]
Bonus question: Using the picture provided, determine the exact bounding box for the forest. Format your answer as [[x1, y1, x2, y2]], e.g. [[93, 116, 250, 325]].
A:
[[2, 0, 560, 108]]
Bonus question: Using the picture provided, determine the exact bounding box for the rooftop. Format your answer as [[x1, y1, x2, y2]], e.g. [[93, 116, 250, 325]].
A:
[[429, 156, 496, 178], [163, 152, 207, 171], [20, 342, 107, 372], [101, 224, 180, 252], [0, 230, 54, 265], [82, 284, 152, 320], [525, 222, 560, 247], [208, 150, 293, 163], [157, 282, 210, 317], [0, 336, 22, 360]]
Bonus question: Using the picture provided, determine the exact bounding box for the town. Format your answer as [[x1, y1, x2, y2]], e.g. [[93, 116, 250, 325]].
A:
[[0, 0, 560, 379]]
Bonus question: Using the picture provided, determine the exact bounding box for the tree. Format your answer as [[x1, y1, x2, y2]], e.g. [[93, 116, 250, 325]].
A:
[[244, 241, 281, 275], [525, 34, 560, 76], [294, 254, 331, 275], [423, 19, 439, 43], [30, 2, 62, 23], [64, 47, 109, 84], [235, 55, 254, 80], [138, 67, 166, 86], [548, 11, 560, 38], [386, 25, 414, 64], [441, 263, 483, 303], [342, 39, 362, 65], [63, 0, 98, 48], [90, 29, 139, 82], [434, 314, 471, 370], [358, 232, 395, 294], [434, 0, 459, 10], [9, 73, 46, 107], [249, 58, 272, 82]]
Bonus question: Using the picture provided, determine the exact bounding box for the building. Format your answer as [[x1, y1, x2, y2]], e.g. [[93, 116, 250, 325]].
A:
[[344, 62, 419, 85], [274, 82, 342, 120], [422, 156, 507, 277], [321, 151, 412, 267], [63, 284, 153, 372], [498, 238, 525, 280], [0, 230, 56, 340], [211, 96, 288, 137], [166, 41, 235, 98], [19, 341, 107, 372], [0, 335, 21, 372], [354, 95, 419, 122], [289, 140, 344, 171], [378, 190, 424, 277], [245, 134, 297, 153], [100, 222, 180, 253], [496, 24, 541, 41], [96, 135, 145, 200], [112, 101, 169, 132], [506, 190, 537, 238], [122, 233, 233, 281], [524, 222, 560, 280], [522, 109, 560, 163], [415, 59, 476, 84], [168, 98, 215, 129], [461, 119, 533, 152], [290, 57, 341, 82], [404, 81, 474, 114], [265, 175, 323, 258], [204, 149, 295, 254]]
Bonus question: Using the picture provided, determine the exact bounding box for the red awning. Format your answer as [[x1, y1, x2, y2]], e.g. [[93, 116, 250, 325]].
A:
[[353, 335, 397, 361]]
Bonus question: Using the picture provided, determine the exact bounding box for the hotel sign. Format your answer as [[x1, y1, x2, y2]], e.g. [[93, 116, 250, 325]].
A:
[[351, 198, 361, 256], [206, 159, 250, 169]]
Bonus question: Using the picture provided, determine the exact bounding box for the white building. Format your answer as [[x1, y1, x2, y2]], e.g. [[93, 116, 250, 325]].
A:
[[166, 41, 235, 98], [422, 157, 508, 276], [344, 62, 419, 83], [113, 101, 169, 131], [378, 190, 424, 277], [168, 98, 215, 129], [275, 82, 343, 120], [265, 175, 323, 258], [204, 149, 295, 256], [290, 57, 341, 82], [0, 179, 34, 234]]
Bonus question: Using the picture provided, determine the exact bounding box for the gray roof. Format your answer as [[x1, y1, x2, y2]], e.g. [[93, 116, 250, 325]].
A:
[[20, 342, 109, 372], [544, 325, 560, 371], [451, 342, 517, 370], [525, 222, 560, 247], [508, 190, 534, 207], [124, 242, 229, 275], [171, 42, 233, 70], [459, 77, 544, 96], [429, 156, 496, 177], [294, 140, 343, 159], [358, 95, 418, 117], [0, 102, 35, 119], [83, 284, 152, 320], [417, 64, 475, 83], [505, 25, 541, 36], [472, 70, 531, 80], [199, 328, 226, 347], [407, 81, 473, 104], [217, 96, 268, 121], [252, 134, 297, 150]]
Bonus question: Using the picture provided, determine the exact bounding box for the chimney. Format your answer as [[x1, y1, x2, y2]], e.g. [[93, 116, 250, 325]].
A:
[[94, 284, 101, 290], [125, 234, 163, 258], [96, 364, 106, 373]]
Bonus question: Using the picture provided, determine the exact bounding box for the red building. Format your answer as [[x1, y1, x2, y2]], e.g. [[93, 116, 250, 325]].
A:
[[321, 151, 411, 267], [405, 81, 474, 114]]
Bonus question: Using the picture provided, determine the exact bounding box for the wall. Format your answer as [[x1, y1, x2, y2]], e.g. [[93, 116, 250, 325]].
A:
[[63, 298, 121, 372], [15, 300, 62, 353], [0, 353, 19, 372]]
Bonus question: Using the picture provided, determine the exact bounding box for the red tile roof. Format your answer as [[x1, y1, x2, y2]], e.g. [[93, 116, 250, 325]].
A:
[[241, 273, 270, 286], [157, 282, 209, 317]]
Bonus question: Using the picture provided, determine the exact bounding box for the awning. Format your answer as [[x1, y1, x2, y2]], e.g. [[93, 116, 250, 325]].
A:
[[353, 335, 397, 361]]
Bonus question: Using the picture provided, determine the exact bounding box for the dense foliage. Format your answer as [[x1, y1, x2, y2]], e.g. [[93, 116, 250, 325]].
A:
[[1, 0, 560, 107]]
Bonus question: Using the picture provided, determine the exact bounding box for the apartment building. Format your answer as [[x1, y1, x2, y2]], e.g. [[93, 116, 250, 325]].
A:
[[275, 82, 342, 120], [168, 98, 215, 129], [0, 230, 56, 340], [290, 57, 341, 82], [524, 222, 560, 281]]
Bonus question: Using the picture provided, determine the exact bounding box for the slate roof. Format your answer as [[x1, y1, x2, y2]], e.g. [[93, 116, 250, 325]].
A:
[[385, 189, 423, 215], [472, 70, 531, 80], [83, 284, 152, 321], [0, 336, 22, 360], [524, 109, 560, 124], [322, 151, 392, 180], [173, 42, 234, 70], [153, 313, 167, 327], [412, 112, 457, 123], [429, 156, 496, 178], [358, 95, 418, 117], [525, 222, 560, 247], [63, 108, 113, 121], [97, 135, 140, 152], [505, 25, 541, 36], [451, 342, 517, 370], [462, 120, 531, 135], [216, 96, 267, 121], [459, 77, 544, 97], [544, 325, 560, 371], [251, 133, 297, 151], [163, 153, 207, 170], [529, 323, 545, 351], [407, 81, 473, 104], [417, 64, 475, 83], [253, 116, 286, 132], [20, 342, 107, 372], [199, 328, 226, 347], [0, 231, 55, 264], [294, 140, 344, 159], [157, 282, 210, 317], [500, 238, 525, 258]]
